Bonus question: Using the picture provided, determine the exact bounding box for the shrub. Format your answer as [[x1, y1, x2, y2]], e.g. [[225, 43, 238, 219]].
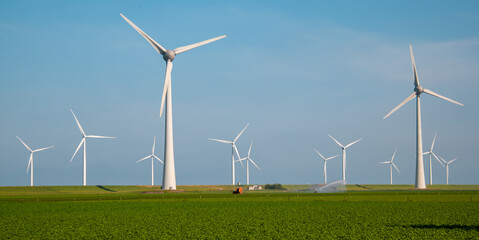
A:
[[264, 183, 286, 190]]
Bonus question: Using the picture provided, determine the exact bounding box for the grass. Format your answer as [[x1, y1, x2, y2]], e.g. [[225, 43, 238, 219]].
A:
[[1, 185, 478, 239]]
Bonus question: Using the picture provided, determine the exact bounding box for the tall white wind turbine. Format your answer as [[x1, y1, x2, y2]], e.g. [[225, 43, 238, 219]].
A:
[[383, 45, 464, 189], [209, 123, 249, 185], [379, 148, 400, 185], [120, 14, 227, 190], [16, 136, 54, 186], [328, 135, 361, 184], [237, 141, 261, 185], [70, 109, 115, 186], [439, 156, 457, 185], [422, 134, 444, 185], [137, 136, 164, 186], [314, 149, 338, 184]]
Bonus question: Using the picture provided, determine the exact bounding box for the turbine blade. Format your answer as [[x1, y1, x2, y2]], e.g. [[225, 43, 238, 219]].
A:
[[120, 13, 167, 55], [16, 136, 32, 152], [390, 148, 397, 162], [159, 60, 173, 118], [345, 138, 362, 148], [249, 157, 261, 170], [70, 138, 85, 163], [236, 157, 247, 162], [235, 159, 244, 168], [392, 162, 401, 174], [383, 92, 416, 119], [379, 161, 390, 164], [423, 89, 464, 106], [431, 133, 437, 151], [431, 152, 444, 167], [314, 148, 326, 160], [136, 155, 151, 163], [173, 35, 227, 55], [438, 155, 447, 164], [70, 109, 86, 136], [326, 155, 339, 161], [33, 146, 54, 152], [233, 144, 241, 161], [448, 158, 458, 164], [153, 155, 164, 164], [234, 123, 250, 142], [410, 44, 420, 87], [248, 141, 253, 157], [87, 135, 115, 139], [26, 154, 33, 174], [208, 138, 232, 144], [152, 136, 156, 154], [233, 145, 243, 167], [328, 135, 344, 148]]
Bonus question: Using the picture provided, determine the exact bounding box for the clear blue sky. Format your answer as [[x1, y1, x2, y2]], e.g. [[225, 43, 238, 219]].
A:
[[1, 0, 478, 186]]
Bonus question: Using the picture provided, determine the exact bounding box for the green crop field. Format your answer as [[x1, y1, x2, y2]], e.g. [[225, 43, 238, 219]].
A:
[[1, 185, 478, 239]]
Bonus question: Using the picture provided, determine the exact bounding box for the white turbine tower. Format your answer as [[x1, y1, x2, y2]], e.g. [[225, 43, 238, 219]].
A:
[[70, 109, 115, 186], [16, 136, 54, 186], [237, 141, 261, 185], [379, 148, 400, 185], [383, 45, 464, 189], [120, 14, 227, 190], [439, 156, 457, 185], [328, 135, 361, 184], [314, 149, 338, 184], [137, 136, 164, 186], [422, 134, 444, 185], [209, 123, 249, 185]]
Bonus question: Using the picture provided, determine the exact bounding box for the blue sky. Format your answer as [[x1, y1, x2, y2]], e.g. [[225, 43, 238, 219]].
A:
[[1, 1, 478, 186]]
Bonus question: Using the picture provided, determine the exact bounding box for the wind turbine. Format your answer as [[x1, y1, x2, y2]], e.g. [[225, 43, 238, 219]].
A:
[[379, 148, 400, 185], [383, 45, 464, 189], [16, 136, 54, 186], [314, 149, 338, 184], [70, 109, 115, 186], [209, 123, 249, 185], [422, 134, 444, 185], [120, 14, 227, 190], [237, 141, 261, 185], [439, 156, 457, 185], [328, 135, 361, 184], [136, 136, 164, 186]]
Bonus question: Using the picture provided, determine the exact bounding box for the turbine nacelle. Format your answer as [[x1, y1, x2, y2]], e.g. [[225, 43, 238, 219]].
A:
[[414, 85, 424, 95], [163, 50, 176, 61]]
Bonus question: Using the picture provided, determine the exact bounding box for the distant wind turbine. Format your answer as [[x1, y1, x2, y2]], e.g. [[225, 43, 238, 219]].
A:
[[120, 13, 227, 190], [328, 135, 361, 184], [383, 45, 463, 189], [16, 136, 54, 186], [137, 136, 164, 186], [314, 149, 338, 184], [237, 141, 261, 185], [422, 134, 444, 185], [209, 123, 249, 185], [70, 109, 115, 186], [379, 148, 400, 185], [439, 156, 457, 185]]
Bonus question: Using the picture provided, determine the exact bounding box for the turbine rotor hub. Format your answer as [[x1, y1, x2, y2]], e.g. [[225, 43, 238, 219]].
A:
[[163, 50, 176, 61], [414, 85, 424, 95]]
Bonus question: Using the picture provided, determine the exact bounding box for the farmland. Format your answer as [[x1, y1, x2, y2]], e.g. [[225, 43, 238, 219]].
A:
[[1, 185, 478, 239]]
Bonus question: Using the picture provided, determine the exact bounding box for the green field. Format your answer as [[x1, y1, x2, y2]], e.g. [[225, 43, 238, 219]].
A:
[[1, 185, 478, 239]]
